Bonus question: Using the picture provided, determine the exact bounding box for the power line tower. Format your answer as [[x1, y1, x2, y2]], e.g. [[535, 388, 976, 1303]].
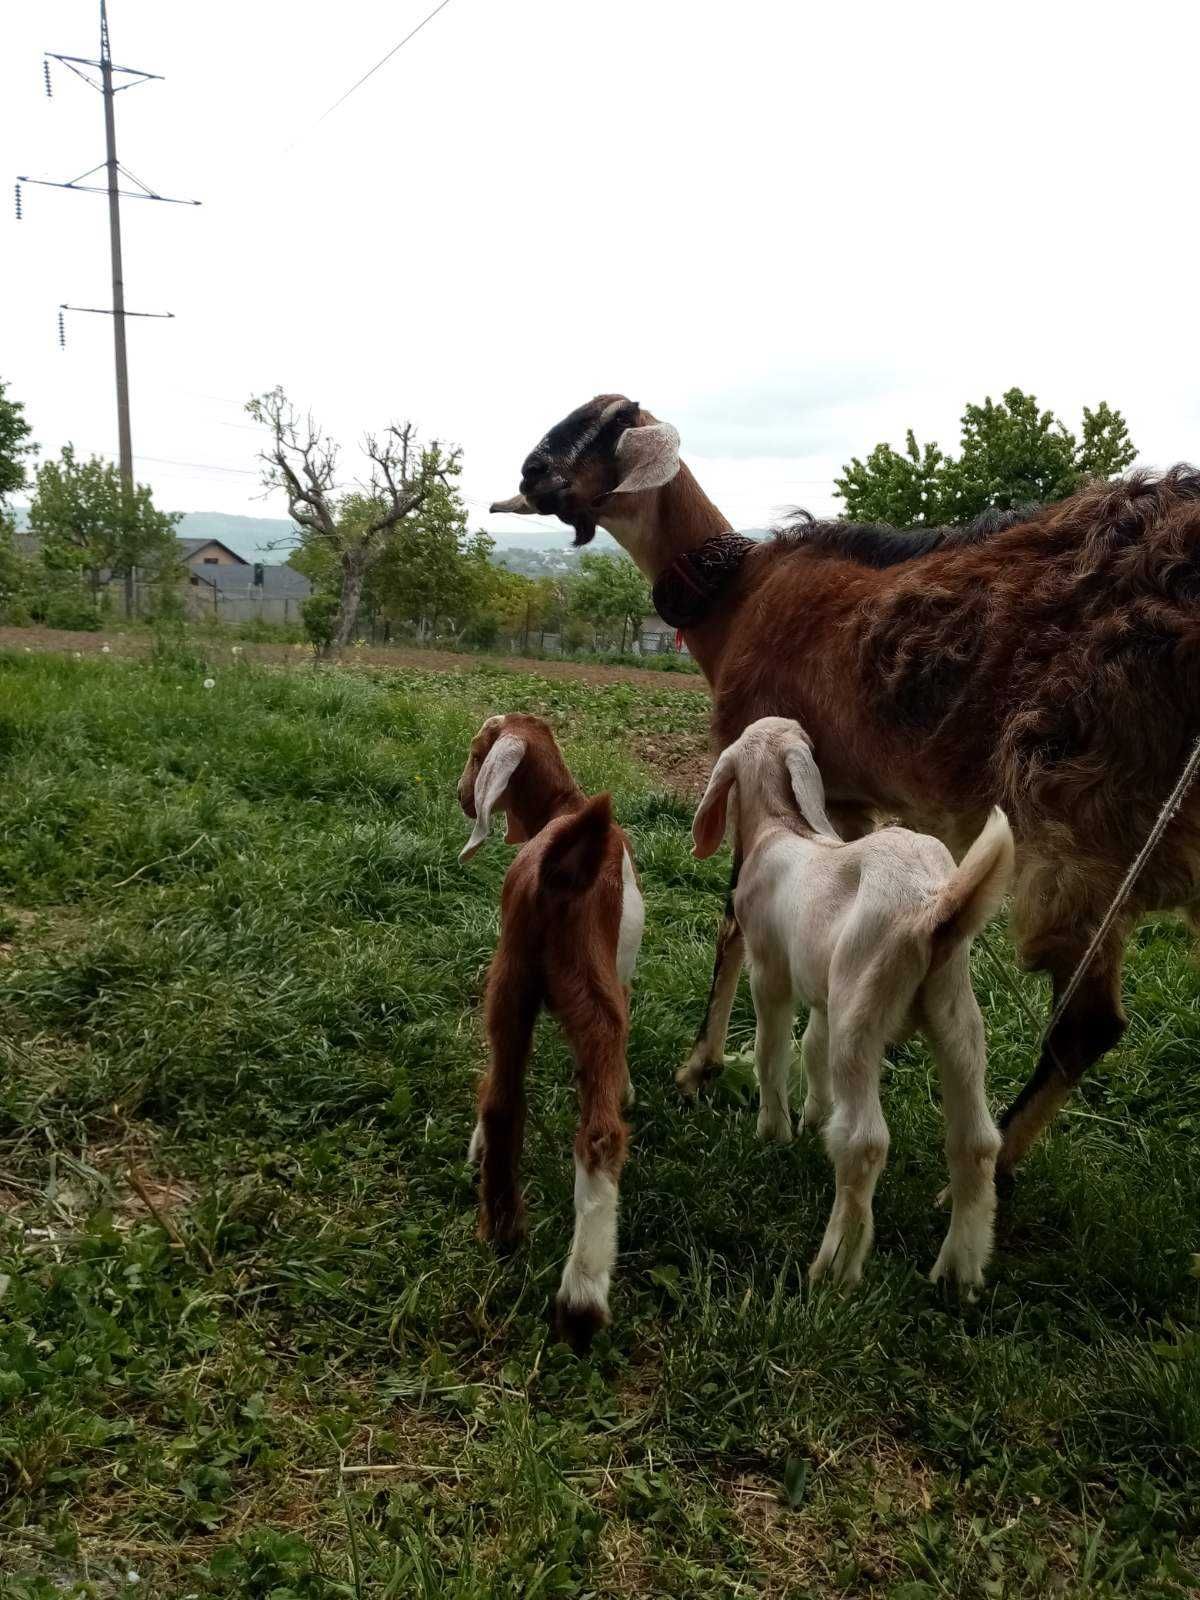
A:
[[16, 0, 200, 614]]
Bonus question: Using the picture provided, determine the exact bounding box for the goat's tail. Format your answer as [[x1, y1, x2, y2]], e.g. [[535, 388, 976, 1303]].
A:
[[539, 794, 614, 898], [927, 807, 1015, 964]]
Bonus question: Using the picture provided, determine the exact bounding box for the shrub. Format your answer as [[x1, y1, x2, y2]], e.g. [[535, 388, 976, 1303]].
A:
[[301, 592, 339, 655], [42, 589, 101, 631]]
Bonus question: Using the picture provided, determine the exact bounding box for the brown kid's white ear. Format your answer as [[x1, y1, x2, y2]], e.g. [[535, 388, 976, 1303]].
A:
[[692, 747, 737, 858], [489, 493, 538, 514], [613, 421, 681, 495], [460, 734, 526, 861], [784, 740, 840, 839]]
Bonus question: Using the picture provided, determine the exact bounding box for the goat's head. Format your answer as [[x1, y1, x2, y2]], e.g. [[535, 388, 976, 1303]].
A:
[[458, 712, 572, 861], [692, 717, 840, 858], [489, 394, 681, 546]]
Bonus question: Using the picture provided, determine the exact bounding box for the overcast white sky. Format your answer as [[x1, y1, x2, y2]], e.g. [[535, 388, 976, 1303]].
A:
[[4, 0, 1199, 548]]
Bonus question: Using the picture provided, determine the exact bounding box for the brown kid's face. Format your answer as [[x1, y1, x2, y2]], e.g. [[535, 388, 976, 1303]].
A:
[[457, 714, 558, 844], [456, 717, 504, 820]]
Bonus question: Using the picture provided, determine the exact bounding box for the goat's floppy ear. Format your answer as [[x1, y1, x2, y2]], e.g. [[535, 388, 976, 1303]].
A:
[[489, 492, 537, 515], [784, 742, 840, 839], [459, 733, 526, 861], [692, 748, 736, 858], [613, 421, 681, 495]]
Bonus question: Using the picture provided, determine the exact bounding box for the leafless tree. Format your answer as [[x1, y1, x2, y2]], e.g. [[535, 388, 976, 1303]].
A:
[[247, 386, 461, 656]]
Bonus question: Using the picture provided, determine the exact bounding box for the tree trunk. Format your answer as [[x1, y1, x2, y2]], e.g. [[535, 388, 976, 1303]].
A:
[[332, 556, 367, 657]]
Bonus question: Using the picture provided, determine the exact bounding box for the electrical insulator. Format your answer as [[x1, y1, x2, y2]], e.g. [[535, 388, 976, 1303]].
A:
[[14, 182, 22, 222], [44, 59, 53, 98], [58, 310, 66, 350]]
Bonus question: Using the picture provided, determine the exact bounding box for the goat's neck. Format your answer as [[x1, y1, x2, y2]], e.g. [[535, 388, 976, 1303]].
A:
[[508, 771, 587, 841], [597, 463, 735, 685], [732, 788, 804, 860], [598, 462, 731, 584]]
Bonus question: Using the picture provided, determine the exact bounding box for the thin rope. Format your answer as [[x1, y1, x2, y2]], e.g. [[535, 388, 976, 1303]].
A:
[[1046, 731, 1200, 1037]]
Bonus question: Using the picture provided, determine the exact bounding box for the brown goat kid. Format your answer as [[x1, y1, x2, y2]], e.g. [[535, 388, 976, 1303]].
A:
[[457, 714, 644, 1351], [491, 396, 1200, 1176]]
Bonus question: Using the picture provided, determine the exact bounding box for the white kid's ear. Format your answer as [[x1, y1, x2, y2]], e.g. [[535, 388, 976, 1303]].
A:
[[692, 747, 736, 858], [613, 421, 681, 495], [784, 741, 840, 839], [459, 734, 526, 861]]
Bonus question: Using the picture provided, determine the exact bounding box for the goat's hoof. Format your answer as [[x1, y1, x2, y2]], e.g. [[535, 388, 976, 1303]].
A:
[[675, 1055, 723, 1098], [551, 1294, 608, 1356], [929, 1251, 984, 1299], [756, 1110, 793, 1144], [809, 1254, 862, 1291]]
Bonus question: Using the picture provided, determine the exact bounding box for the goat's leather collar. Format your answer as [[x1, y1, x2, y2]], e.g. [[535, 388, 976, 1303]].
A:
[[651, 532, 755, 629]]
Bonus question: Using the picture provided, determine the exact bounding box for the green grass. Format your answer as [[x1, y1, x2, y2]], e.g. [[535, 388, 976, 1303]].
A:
[[0, 648, 1198, 1598]]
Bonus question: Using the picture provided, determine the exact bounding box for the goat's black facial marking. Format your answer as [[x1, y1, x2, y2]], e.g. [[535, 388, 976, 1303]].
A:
[[537, 396, 639, 469]]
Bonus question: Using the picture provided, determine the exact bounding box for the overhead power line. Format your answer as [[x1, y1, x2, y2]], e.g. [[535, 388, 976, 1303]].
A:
[[303, 0, 456, 136]]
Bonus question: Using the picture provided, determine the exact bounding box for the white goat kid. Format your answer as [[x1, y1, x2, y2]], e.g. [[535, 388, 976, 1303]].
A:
[[692, 718, 1014, 1291]]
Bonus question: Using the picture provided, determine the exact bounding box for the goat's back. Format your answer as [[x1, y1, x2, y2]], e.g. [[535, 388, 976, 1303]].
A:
[[498, 806, 629, 975], [714, 470, 1200, 917], [736, 826, 956, 1015]]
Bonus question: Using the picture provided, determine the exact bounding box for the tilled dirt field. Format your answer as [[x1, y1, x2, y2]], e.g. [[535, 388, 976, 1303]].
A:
[[0, 626, 707, 693]]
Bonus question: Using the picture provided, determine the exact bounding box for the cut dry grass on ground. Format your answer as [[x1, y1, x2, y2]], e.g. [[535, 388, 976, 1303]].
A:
[[0, 644, 1199, 1598]]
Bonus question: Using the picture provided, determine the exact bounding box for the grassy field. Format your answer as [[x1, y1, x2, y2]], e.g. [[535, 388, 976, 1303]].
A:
[[1, 645, 1199, 1599]]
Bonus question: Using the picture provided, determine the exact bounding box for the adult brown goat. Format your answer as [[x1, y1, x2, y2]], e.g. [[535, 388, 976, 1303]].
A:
[[490, 394, 1200, 1176]]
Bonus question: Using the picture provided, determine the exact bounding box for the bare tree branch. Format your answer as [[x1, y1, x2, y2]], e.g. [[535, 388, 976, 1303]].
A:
[[246, 386, 462, 658]]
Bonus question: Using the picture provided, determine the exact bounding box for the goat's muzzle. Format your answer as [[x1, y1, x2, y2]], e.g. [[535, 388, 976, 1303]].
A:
[[457, 766, 478, 818]]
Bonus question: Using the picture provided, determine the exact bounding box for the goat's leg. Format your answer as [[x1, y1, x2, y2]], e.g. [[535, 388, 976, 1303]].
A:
[[799, 1009, 832, 1131], [474, 975, 540, 1249], [810, 1021, 890, 1288], [750, 967, 795, 1143], [997, 944, 1127, 1177], [923, 959, 1001, 1291], [554, 987, 630, 1353], [677, 854, 744, 1095], [621, 984, 636, 1109]]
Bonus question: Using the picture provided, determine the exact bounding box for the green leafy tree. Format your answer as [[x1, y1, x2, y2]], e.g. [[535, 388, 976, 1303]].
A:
[[0, 377, 35, 518], [569, 551, 652, 651], [836, 388, 1136, 527], [371, 489, 492, 640], [833, 431, 957, 528], [28, 444, 179, 591], [249, 386, 461, 657]]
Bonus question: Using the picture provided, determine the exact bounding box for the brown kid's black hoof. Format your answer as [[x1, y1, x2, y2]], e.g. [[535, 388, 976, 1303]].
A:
[[478, 1200, 527, 1254], [551, 1295, 608, 1356]]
